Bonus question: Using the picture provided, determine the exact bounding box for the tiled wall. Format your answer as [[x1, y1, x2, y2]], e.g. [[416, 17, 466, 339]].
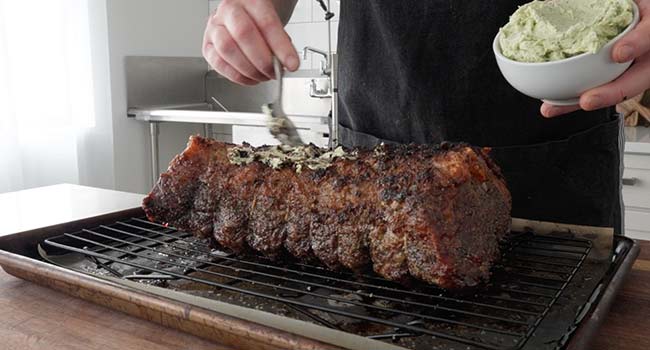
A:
[[208, 0, 339, 71]]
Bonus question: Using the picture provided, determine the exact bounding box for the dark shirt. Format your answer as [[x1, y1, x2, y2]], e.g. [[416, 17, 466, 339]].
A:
[[337, 1, 611, 147], [336, 1, 622, 233]]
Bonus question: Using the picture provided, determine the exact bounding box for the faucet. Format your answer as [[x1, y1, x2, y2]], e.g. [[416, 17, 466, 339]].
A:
[[303, 46, 337, 147], [303, 46, 330, 76]]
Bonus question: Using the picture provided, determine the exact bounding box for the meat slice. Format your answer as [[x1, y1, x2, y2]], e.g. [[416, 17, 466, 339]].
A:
[[142, 136, 511, 289], [247, 166, 293, 258]]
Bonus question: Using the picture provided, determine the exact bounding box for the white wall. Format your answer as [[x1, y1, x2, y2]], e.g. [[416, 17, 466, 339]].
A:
[[0, 0, 115, 194], [106, 0, 209, 194], [78, 0, 115, 190], [208, 0, 339, 70]]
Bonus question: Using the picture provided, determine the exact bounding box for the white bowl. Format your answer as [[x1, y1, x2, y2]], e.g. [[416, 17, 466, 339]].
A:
[[493, 1, 640, 106]]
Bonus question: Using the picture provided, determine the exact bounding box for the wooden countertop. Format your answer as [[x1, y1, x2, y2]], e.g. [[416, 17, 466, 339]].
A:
[[625, 126, 650, 154], [0, 185, 648, 349], [590, 240, 650, 350], [0, 268, 229, 350]]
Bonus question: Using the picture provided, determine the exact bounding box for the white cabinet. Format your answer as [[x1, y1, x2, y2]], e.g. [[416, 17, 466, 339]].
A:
[[623, 152, 650, 239]]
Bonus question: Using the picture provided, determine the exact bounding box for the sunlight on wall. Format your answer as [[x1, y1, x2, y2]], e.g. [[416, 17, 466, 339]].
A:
[[0, 0, 96, 193], [0, 0, 95, 131]]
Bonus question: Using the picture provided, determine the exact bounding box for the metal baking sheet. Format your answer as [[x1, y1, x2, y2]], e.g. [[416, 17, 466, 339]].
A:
[[0, 210, 637, 350]]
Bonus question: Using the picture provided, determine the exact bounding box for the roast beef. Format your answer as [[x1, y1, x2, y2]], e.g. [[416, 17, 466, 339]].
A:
[[142, 136, 511, 289]]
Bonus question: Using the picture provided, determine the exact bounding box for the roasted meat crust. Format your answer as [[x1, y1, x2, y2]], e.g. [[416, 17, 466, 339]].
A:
[[142, 136, 511, 289]]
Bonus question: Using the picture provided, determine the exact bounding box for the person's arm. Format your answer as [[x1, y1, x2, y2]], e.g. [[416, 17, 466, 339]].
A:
[[541, 0, 650, 117], [203, 0, 299, 86]]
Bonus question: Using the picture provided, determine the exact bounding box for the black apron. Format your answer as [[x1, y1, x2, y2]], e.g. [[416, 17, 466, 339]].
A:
[[337, 1, 624, 233]]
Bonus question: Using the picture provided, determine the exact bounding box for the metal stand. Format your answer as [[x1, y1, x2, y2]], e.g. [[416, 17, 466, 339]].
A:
[[330, 53, 338, 148], [149, 122, 160, 186], [326, 0, 338, 148], [203, 123, 213, 138]]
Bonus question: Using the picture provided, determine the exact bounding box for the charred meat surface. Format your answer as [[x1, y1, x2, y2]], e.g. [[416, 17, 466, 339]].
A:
[[142, 136, 511, 289]]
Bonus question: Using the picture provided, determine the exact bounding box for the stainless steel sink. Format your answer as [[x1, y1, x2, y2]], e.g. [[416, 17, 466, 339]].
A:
[[126, 57, 331, 124], [206, 70, 331, 117], [125, 56, 332, 184]]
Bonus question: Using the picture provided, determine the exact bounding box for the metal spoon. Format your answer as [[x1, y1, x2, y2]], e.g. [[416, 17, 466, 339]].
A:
[[263, 57, 304, 147]]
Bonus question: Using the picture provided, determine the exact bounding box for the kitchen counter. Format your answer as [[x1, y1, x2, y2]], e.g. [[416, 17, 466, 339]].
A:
[[625, 126, 650, 154], [0, 184, 144, 236], [0, 184, 647, 350], [0, 268, 228, 350]]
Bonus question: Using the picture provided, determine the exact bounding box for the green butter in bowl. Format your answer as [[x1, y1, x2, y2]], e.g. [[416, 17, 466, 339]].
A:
[[499, 0, 634, 63], [493, 0, 639, 106]]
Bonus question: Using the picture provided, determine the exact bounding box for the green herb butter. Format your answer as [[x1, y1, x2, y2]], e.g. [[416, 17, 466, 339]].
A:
[[499, 0, 633, 63], [227, 143, 358, 173]]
